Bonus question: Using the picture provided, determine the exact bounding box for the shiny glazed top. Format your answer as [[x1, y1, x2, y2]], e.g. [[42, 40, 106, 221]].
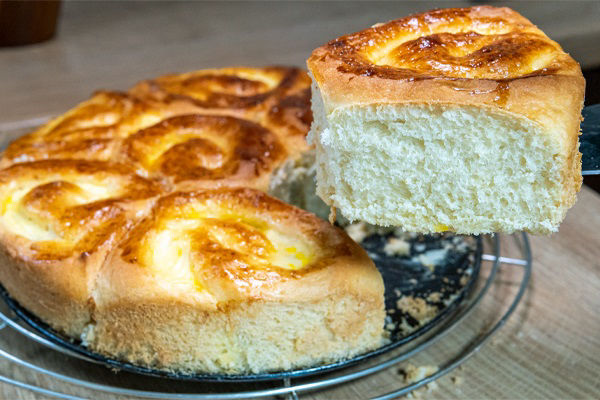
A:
[[118, 188, 357, 301], [0, 160, 161, 260], [314, 6, 580, 81]]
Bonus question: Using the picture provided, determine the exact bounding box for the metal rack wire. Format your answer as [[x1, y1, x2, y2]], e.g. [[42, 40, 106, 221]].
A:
[[0, 232, 531, 399]]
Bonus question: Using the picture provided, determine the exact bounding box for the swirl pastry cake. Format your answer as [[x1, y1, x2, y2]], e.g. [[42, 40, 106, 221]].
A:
[[307, 6, 585, 234], [0, 66, 386, 374]]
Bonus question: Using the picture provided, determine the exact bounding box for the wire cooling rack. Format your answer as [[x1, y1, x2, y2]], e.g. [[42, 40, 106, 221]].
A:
[[0, 232, 531, 399]]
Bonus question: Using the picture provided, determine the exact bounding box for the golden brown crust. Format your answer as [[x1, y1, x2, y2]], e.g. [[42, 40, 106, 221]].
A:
[[0, 160, 162, 335], [129, 66, 313, 156], [0, 91, 168, 167], [312, 7, 580, 80], [307, 6, 585, 214], [308, 7, 584, 121], [130, 66, 307, 111]]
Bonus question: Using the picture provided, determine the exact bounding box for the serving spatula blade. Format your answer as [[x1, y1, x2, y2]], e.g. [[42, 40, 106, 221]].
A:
[[582, 104, 600, 175]]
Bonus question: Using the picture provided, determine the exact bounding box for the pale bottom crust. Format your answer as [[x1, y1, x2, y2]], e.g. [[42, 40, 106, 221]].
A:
[[0, 242, 386, 374], [0, 242, 91, 337], [86, 297, 386, 374]]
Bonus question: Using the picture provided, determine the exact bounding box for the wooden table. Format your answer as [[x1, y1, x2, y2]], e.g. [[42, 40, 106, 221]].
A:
[[0, 2, 598, 398]]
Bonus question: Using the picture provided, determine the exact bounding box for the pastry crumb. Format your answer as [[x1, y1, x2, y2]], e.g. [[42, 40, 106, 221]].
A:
[[413, 248, 448, 271], [426, 292, 441, 302], [396, 296, 438, 323], [383, 237, 411, 256], [399, 364, 439, 398], [451, 375, 464, 386], [345, 222, 368, 243], [328, 206, 336, 224]]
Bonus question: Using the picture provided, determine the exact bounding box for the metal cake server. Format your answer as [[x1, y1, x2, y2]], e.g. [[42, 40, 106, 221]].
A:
[[582, 104, 600, 175]]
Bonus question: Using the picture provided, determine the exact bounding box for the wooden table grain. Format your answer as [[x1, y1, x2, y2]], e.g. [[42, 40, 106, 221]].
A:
[[0, 2, 598, 399]]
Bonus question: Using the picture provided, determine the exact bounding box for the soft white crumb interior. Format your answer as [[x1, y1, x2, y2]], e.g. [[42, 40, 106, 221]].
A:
[[310, 85, 566, 234]]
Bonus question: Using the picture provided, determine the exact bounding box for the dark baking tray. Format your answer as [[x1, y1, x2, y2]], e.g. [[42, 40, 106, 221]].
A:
[[0, 234, 482, 382]]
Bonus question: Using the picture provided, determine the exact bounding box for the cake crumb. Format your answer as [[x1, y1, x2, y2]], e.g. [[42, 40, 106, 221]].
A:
[[401, 364, 438, 382], [383, 237, 411, 257], [328, 206, 336, 224], [399, 364, 439, 398], [426, 292, 441, 302], [345, 222, 368, 243], [413, 248, 448, 271], [397, 318, 415, 334], [451, 375, 464, 386], [396, 296, 438, 323]]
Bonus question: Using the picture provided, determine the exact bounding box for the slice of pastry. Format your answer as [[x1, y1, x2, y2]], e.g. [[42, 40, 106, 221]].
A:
[[0, 160, 162, 336], [89, 188, 385, 374], [307, 6, 585, 234]]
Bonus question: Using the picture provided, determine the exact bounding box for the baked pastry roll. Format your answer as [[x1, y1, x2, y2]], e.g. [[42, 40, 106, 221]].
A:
[[120, 114, 286, 192], [307, 6, 585, 234], [129, 66, 312, 155], [89, 188, 385, 373], [0, 160, 161, 336], [0, 91, 167, 167]]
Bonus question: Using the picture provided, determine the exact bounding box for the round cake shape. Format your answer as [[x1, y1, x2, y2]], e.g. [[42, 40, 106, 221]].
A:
[[89, 188, 385, 374], [0, 160, 162, 336]]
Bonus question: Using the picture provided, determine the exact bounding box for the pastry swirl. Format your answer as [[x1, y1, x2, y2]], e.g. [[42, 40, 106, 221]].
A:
[[1, 67, 312, 183], [0, 160, 161, 259], [111, 188, 368, 302], [129, 66, 309, 111], [0, 160, 161, 335], [129, 66, 312, 154], [120, 114, 285, 191], [1, 91, 167, 166], [315, 6, 579, 81]]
